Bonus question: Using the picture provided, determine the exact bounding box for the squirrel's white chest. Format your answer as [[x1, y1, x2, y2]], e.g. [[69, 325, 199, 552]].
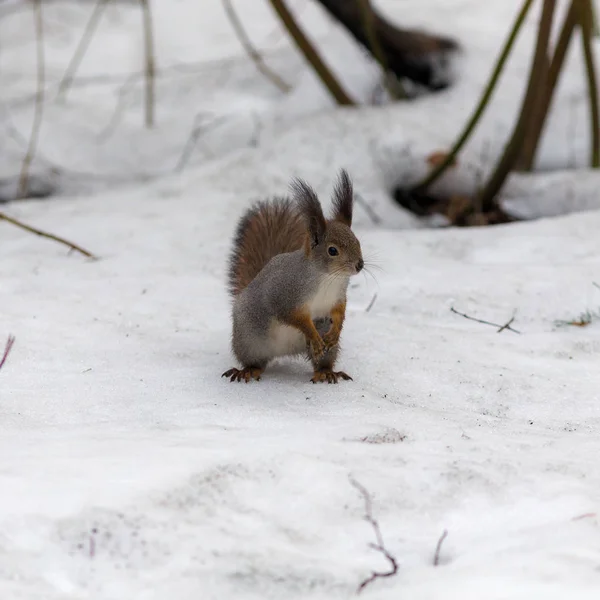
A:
[[267, 275, 348, 358], [307, 275, 348, 318]]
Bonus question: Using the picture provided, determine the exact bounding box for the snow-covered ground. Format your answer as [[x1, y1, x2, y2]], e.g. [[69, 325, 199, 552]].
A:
[[2, 1, 600, 598]]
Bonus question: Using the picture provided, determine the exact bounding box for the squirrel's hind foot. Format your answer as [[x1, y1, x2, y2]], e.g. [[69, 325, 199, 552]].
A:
[[310, 369, 353, 384], [222, 367, 263, 383]]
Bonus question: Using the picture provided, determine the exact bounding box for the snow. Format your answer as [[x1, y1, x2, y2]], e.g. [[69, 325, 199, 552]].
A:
[[2, 0, 600, 598]]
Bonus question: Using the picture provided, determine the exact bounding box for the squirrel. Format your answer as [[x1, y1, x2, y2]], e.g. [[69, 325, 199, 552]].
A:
[[222, 169, 364, 384]]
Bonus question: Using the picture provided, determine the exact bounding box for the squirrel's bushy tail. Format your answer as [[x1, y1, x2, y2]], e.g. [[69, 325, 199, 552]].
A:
[[228, 198, 305, 296]]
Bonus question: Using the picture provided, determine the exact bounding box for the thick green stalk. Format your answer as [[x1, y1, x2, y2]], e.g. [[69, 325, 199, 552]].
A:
[[412, 0, 535, 194]]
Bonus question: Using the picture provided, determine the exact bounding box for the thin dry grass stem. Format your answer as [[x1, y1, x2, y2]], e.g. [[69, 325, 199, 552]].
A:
[[18, 0, 45, 200], [0, 211, 97, 259], [354, 192, 382, 225], [175, 114, 228, 172], [450, 306, 521, 334], [140, 0, 156, 127], [97, 73, 139, 141], [350, 477, 399, 594], [477, 0, 557, 212], [222, 0, 291, 92], [365, 292, 378, 312], [433, 529, 448, 566], [58, 0, 110, 99], [268, 0, 355, 105], [0, 336, 15, 372]]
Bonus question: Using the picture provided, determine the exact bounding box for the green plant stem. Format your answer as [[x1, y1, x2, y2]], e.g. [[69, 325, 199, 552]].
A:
[[412, 0, 535, 194], [477, 0, 557, 213]]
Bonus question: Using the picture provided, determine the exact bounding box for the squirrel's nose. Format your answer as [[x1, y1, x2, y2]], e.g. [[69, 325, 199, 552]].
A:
[[356, 259, 364, 272]]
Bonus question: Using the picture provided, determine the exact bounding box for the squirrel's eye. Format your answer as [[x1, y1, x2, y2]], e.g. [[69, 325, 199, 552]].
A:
[[328, 246, 339, 257]]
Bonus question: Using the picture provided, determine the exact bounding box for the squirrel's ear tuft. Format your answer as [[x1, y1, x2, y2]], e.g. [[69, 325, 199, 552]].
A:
[[331, 169, 353, 226], [291, 177, 327, 248]]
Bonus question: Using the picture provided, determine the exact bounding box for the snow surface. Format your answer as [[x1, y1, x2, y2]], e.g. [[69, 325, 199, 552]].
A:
[[2, 0, 600, 598]]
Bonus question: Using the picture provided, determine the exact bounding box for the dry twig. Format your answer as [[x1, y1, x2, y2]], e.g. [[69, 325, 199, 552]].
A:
[[268, 0, 354, 105], [354, 192, 382, 225], [18, 0, 46, 199], [350, 477, 399, 594], [0, 336, 15, 372], [222, 0, 291, 92], [175, 114, 228, 172], [450, 307, 521, 334], [58, 0, 110, 98], [433, 529, 448, 566], [140, 0, 156, 127], [365, 292, 378, 313], [496, 314, 516, 333], [0, 211, 97, 259]]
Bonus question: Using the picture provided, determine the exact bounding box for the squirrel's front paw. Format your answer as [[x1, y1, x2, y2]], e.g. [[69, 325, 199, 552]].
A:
[[322, 330, 339, 351], [309, 337, 326, 360]]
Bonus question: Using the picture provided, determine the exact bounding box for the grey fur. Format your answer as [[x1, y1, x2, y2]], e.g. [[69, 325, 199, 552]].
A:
[[231, 249, 349, 368]]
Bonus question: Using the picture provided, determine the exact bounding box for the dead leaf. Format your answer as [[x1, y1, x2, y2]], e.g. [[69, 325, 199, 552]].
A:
[[427, 151, 458, 168]]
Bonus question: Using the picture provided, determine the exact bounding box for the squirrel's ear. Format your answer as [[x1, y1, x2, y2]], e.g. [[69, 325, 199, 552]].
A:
[[291, 178, 327, 248], [331, 169, 353, 227]]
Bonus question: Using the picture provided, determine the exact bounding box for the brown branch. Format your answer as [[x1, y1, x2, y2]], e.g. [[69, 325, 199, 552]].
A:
[[58, 0, 110, 98], [0, 336, 15, 372], [222, 0, 291, 92], [450, 307, 521, 334], [477, 0, 557, 212], [578, 0, 600, 167], [0, 211, 97, 259], [433, 529, 448, 566], [517, 0, 578, 171], [140, 0, 156, 127], [268, 0, 355, 105], [350, 478, 399, 594], [18, 0, 46, 199]]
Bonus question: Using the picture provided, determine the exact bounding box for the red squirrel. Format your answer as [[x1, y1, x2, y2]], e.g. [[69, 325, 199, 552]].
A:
[[222, 170, 364, 384]]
